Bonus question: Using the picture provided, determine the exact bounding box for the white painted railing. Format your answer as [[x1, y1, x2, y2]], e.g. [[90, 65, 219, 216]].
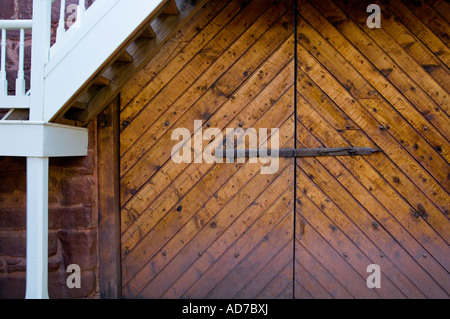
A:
[[51, 0, 96, 57], [0, 0, 96, 120], [55, 0, 94, 43], [0, 20, 32, 119]]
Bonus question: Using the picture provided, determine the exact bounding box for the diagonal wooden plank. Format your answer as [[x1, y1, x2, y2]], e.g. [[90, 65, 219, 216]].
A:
[[123, 95, 295, 294], [121, 88, 295, 287], [123, 139, 293, 297], [380, 4, 450, 93], [294, 261, 333, 299], [120, 0, 293, 174], [119, 0, 285, 153], [307, 1, 450, 140], [295, 94, 450, 263], [295, 239, 353, 298], [256, 261, 294, 299], [120, 60, 294, 238], [206, 217, 293, 298], [182, 205, 293, 298], [296, 44, 449, 223], [402, 0, 450, 46], [296, 172, 409, 298], [295, 217, 379, 298], [119, 0, 231, 108], [120, 39, 294, 207], [296, 121, 450, 295], [335, 0, 450, 116], [379, 0, 450, 67], [159, 164, 294, 299], [234, 242, 294, 299]]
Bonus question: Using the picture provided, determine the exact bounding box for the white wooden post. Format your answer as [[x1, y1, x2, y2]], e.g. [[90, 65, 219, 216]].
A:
[[15, 28, 25, 96], [0, 29, 7, 95], [56, 0, 66, 42], [25, 157, 49, 299], [30, 0, 51, 121], [77, 0, 86, 26], [26, 0, 52, 299]]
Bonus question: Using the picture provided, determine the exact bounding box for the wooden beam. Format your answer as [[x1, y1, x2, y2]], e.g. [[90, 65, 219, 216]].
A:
[[72, 101, 88, 110], [162, 0, 179, 15], [138, 24, 156, 39], [116, 50, 134, 63], [72, 0, 208, 125], [93, 75, 111, 86], [97, 97, 121, 299]]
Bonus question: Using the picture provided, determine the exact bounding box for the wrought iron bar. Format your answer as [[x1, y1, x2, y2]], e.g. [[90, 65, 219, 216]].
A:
[[223, 147, 382, 158]]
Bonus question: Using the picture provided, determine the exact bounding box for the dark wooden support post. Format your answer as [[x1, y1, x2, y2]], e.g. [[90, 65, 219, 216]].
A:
[[97, 97, 121, 299]]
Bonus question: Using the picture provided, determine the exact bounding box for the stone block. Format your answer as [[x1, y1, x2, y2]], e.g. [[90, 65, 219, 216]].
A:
[[49, 206, 95, 230], [0, 231, 25, 257], [5, 256, 26, 273], [0, 231, 57, 257], [0, 272, 26, 299], [49, 269, 96, 299], [17, 0, 32, 19], [0, 0, 16, 19], [58, 229, 97, 270], [0, 171, 26, 194], [0, 207, 26, 230], [0, 258, 6, 273], [60, 176, 94, 206]]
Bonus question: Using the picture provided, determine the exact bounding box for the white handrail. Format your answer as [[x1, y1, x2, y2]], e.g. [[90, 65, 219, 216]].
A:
[[0, 20, 33, 30]]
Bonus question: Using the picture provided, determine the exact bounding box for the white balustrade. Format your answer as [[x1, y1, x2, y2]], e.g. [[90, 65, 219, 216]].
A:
[[52, 0, 95, 58], [56, 0, 92, 42], [56, 0, 66, 42], [0, 20, 32, 119]]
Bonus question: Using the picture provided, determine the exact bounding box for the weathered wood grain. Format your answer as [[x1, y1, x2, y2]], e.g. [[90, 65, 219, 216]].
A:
[[116, 0, 449, 299]]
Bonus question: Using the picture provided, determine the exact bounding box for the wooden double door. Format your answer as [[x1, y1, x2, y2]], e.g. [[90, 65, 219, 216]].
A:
[[118, 0, 450, 298]]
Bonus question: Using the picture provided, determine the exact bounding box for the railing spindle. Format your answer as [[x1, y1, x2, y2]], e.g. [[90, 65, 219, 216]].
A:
[[16, 28, 25, 96], [0, 29, 7, 95], [77, 0, 86, 26], [56, 0, 66, 42]]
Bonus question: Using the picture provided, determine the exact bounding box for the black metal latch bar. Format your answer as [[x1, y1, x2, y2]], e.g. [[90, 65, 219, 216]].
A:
[[225, 147, 382, 158]]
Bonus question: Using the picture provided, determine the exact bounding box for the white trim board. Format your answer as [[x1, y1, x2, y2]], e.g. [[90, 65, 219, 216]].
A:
[[0, 121, 88, 157]]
